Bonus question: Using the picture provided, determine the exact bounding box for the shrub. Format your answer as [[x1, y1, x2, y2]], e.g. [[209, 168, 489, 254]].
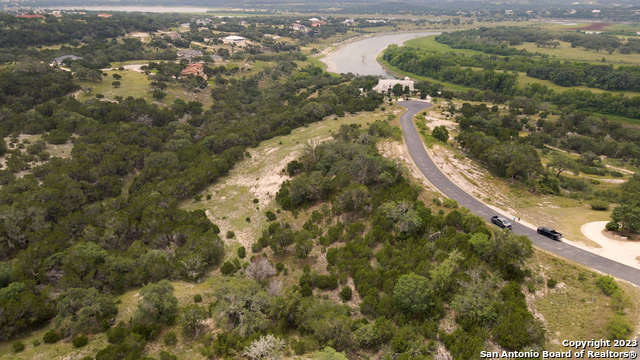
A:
[[193, 294, 203, 303], [339, 286, 352, 302], [12, 341, 25, 353], [595, 276, 619, 296], [237, 246, 246, 258], [590, 200, 609, 211], [72, 336, 88, 348], [316, 275, 338, 290], [605, 221, 619, 231], [32, 339, 40, 347], [106, 325, 128, 344], [43, 329, 61, 344], [300, 284, 313, 297], [245, 217, 251, 223], [607, 315, 633, 340], [163, 331, 178, 347], [159, 351, 178, 360], [253, 198, 259, 203], [275, 262, 285, 273], [432, 198, 442, 206], [220, 261, 236, 276], [265, 210, 277, 221], [226, 231, 235, 239], [546, 278, 557, 288]]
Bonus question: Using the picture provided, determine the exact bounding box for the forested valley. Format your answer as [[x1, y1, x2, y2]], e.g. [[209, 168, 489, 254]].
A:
[[0, 8, 639, 360]]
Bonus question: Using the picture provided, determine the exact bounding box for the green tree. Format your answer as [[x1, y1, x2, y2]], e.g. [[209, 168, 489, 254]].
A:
[[152, 89, 167, 101], [392, 83, 404, 97], [393, 273, 436, 316], [611, 203, 640, 233], [55, 288, 118, 337], [432, 125, 449, 143], [450, 270, 498, 328], [180, 304, 208, 337], [133, 280, 178, 325], [547, 152, 579, 177], [111, 81, 121, 88]]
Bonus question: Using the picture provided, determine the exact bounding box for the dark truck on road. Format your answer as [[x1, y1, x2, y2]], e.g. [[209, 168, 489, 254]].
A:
[[537, 227, 562, 240]]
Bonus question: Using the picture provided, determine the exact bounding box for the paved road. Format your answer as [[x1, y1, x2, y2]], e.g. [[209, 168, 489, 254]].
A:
[[399, 100, 640, 289]]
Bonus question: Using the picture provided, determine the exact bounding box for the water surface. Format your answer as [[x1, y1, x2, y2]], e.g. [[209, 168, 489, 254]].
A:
[[321, 31, 441, 78]]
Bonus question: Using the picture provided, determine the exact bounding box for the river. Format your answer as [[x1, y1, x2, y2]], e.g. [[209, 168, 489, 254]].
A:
[[42, 6, 213, 13], [320, 31, 440, 79]]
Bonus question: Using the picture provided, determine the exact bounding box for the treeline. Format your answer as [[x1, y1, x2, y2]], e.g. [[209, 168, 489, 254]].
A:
[[527, 63, 640, 91], [384, 44, 640, 93], [383, 45, 519, 94], [0, 12, 186, 49], [384, 45, 640, 119], [0, 61, 383, 341], [452, 101, 632, 199], [0, 62, 78, 112], [436, 27, 640, 55]]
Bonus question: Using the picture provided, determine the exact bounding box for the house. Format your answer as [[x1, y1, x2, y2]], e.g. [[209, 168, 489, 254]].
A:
[[292, 23, 309, 32], [15, 14, 46, 19], [222, 36, 246, 46], [343, 19, 356, 25], [181, 63, 207, 80], [51, 55, 83, 66], [366, 19, 386, 24], [372, 77, 415, 94], [97, 14, 112, 18], [311, 21, 327, 27], [177, 49, 203, 60], [592, 9, 601, 13], [165, 31, 182, 40]]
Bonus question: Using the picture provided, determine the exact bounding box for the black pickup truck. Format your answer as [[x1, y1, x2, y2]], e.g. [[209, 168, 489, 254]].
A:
[[537, 227, 562, 241]]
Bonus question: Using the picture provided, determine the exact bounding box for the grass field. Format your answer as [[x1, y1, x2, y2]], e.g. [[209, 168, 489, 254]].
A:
[[528, 250, 640, 352], [76, 70, 152, 102], [513, 40, 640, 66]]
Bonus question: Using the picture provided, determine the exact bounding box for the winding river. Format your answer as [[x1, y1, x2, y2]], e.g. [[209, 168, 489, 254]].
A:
[[320, 31, 440, 78]]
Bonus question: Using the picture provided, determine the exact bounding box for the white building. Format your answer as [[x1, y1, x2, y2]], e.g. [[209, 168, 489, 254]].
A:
[[373, 77, 415, 94], [223, 35, 246, 44]]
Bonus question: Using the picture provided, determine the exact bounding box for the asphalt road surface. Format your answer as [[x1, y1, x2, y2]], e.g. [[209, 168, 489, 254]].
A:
[[399, 100, 640, 289]]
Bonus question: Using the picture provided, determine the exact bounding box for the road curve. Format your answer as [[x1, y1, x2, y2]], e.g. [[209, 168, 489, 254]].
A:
[[399, 100, 640, 288]]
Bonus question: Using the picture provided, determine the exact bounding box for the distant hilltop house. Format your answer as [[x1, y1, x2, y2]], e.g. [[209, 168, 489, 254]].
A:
[[165, 31, 182, 40], [292, 23, 309, 32], [373, 77, 415, 94], [97, 13, 112, 18], [222, 36, 247, 47], [366, 19, 386, 24], [51, 55, 83, 66], [15, 14, 46, 19], [181, 63, 207, 80], [177, 49, 203, 60], [343, 19, 356, 25], [592, 9, 601, 13]]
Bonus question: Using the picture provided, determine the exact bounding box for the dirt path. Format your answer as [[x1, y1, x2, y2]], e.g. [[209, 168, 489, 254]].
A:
[[581, 221, 640, 269], [101, 64, 149, 73]]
